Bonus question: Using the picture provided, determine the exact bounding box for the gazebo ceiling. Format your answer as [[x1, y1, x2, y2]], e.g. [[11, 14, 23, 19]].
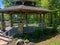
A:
[[0, 5, 53, 14]]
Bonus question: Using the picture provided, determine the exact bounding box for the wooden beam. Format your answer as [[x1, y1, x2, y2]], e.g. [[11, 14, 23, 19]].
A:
[[1, 13, 5, 31], [5, 10, 48, 14]]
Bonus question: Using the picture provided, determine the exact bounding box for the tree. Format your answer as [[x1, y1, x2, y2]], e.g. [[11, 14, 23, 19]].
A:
[[49, 0, 60, 25], [2, 0, 12, 7], [41, 0, 49, 8]]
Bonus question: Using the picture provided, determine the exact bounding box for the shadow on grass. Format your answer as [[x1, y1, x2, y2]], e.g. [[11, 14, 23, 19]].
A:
[[14, 27, 59, 43]]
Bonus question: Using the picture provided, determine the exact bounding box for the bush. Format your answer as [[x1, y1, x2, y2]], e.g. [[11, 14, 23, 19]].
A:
[[24, 39, 29, 43], [32, 30, 44, 39], [23, 28, 58, 42], [43, 28, 58, 36], [57, 26, 60, 34]]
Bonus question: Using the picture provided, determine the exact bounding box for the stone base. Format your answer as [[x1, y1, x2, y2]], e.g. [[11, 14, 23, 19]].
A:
[[18, 23, 24, 34]]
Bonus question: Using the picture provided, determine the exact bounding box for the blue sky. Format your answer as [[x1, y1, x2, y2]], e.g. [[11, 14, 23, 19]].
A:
[[0, 0, 4, 8]]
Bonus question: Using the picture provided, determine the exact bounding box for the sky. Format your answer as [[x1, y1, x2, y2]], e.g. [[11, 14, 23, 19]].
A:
[[0, 0, 4, 8]]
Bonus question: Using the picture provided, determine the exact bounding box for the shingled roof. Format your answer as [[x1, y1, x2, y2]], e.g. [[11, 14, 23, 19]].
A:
[[12, 0, 35, 2], [0, 5, 53, 14]]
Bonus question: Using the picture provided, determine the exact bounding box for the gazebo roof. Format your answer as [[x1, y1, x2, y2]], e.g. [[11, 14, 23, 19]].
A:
[[12, 0, 35, 2], [0, 5, 54, 14]]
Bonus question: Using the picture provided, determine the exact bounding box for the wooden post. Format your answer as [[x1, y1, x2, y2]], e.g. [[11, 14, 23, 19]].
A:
[[43, 14, 45, 28], [25, 14, 28, 27], [50, 13, 52, 26], [40, 14, 42, 23], [54, 11, 58, 27], [1, 13, 5, 31], [34, 2, 36, 6], [39, 14, 45, 29], [43, 14, 45, 23], [39, 14, 42, 26], [39, 14, 44, 29], [10, 14, 13, 27], [55, 11, 58, 27]]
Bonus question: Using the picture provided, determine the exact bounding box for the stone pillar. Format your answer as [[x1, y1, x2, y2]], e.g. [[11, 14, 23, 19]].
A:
[[18, 15, 23, 34], [1, 13, 5, 31], [18, 23, 24, 34]]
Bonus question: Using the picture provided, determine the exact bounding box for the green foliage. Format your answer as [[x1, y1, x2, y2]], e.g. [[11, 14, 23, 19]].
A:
[[41, 0, 49, 8], [24, 39, 29, 43], [43, 28, 58, 36], [23, 28, 58, 42], [32, 30, 44, 39], [2, 0, 10, 7], [57, 26, 60, 33], [4, 14, 10, 21]]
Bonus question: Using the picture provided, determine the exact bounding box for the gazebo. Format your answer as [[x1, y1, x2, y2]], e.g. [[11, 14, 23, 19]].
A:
[[0, 0, 55, 36]]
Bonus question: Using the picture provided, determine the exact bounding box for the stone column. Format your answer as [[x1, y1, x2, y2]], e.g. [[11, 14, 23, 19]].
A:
[[18, 23, 24, 34], [18, 15, 23, 35], [1, 13, 5, 31]]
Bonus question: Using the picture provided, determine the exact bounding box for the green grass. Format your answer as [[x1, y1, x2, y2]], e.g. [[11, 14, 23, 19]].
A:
[[48, 40, 60, 45], [28, 23, 38, 26], [35, 34, 60, 45]]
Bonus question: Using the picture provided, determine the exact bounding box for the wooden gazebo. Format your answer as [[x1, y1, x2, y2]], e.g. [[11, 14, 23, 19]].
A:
[[0, 0, 54, 35]]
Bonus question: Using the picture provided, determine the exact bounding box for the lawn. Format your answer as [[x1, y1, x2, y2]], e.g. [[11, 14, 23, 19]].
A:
[[35, 35, 60, 45]]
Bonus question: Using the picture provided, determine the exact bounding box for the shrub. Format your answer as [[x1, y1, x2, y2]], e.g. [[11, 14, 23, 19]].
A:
[[43, 28, 58, 36], [32, 29, 44, 39], [57, 26, 60, 34], [24, 39, 29, 43]]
